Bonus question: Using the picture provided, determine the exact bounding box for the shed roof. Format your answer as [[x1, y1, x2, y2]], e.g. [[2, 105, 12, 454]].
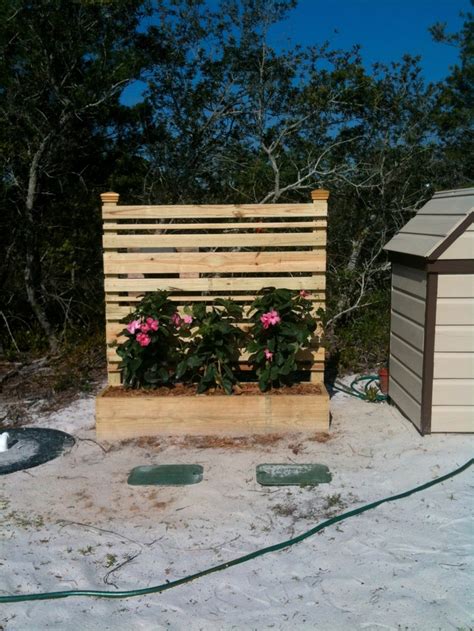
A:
[[384, 187, 474, 260]]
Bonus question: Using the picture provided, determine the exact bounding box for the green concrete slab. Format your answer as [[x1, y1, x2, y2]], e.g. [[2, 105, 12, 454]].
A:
[[256, 463, 331, 486], [128, 464, 203, 486]]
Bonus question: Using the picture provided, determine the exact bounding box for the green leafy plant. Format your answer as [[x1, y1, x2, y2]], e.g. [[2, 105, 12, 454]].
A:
[[246, 288, 318, 391], [115, 291, 185, 388], [176, 299, 245, 394]]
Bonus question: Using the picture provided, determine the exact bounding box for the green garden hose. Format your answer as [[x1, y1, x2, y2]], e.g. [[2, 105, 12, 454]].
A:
[[333, 374, 388, 402], [0, 458, 471, 603]]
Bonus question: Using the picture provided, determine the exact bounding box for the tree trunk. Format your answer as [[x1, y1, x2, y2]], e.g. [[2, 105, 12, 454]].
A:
[[330, 227, 369, 324], [24, 139, 59, 354]]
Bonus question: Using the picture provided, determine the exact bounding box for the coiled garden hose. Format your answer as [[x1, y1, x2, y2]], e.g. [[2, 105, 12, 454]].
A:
[[0, 458, 471, 603], [333, 374, 388, 402]]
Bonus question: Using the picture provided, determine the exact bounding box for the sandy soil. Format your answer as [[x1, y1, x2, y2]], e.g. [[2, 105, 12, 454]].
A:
[[0, 378, 472, 630]]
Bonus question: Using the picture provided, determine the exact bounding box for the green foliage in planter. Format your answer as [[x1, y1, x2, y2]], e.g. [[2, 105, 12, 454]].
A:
[[115, 291, 181, 388], [176, 299, 245, 394], [246, 288, 318, 391]]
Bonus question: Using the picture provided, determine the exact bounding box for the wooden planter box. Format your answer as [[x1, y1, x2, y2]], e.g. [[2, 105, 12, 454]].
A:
[[96, 386, 330, 440]]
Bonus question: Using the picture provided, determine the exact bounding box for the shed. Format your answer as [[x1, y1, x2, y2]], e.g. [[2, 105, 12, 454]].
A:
[[384, 187, 474, 434]]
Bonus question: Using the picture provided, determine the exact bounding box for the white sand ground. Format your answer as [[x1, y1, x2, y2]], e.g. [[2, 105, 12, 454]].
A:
[[0, 379, 473, 630]]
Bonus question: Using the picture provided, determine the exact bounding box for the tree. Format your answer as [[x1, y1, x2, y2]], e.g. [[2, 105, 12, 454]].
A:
[[430, 4, 474, 187], [0, 0, 162, 351]]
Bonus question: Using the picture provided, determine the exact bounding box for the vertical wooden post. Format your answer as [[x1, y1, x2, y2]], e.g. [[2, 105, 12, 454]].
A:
[[100, 191, 120, 207], [100, 192, 121, 386], [310, 189, 329, 383]]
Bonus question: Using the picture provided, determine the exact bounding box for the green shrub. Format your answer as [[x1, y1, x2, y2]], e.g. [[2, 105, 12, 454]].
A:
[[327, 289, 390, 373], [176, 299, 245, 394], [246, 288, 318, 391], [115, 291, 182, 388]]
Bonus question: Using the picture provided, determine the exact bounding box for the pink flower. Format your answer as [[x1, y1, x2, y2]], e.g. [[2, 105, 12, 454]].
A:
[[171, 312, 182, 328], [126, 319, 142, 334], [299, 290, 310, 298], [264, 349, 273, 361], [146, 317, 159, 331], [136, 332, 151, 347], [268, 310, 281, 325], [260, 310, 281, 329], [140, 322, 150, 333], [182, 314, 193, 325]]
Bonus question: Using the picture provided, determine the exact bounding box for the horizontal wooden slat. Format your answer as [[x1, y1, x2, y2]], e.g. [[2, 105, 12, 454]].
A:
[[106, 346, 325, 364], [104, 292, 325, 305], [106, 366, 326, 379], [102, 203, 326, 220], [103, 221, 324, 230], [103, 252, 326, 275], [103, 232, 325, 249], [105, 300, 325, 320], [104, 276, 325, 293], [105, 319, 325, 341]]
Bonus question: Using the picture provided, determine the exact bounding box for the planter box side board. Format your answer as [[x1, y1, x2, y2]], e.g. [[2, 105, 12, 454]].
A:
[[96, 387, 330, 439]]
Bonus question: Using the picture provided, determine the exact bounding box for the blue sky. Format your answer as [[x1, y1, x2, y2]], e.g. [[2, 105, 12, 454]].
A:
[[121, 0, 468, 105], [271, 0, 468, 81]]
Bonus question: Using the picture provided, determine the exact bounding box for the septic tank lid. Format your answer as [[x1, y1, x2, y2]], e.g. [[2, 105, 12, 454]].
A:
[[0, 428, 75, 475]]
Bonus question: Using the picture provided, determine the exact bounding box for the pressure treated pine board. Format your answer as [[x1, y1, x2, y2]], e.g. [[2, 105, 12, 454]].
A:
[[103, 221, 324, 230], [102, 203, 326, 219], [104, 275, 325, 293], [102, 232, 326, 249], [103, 251, 326, 274], [96, 387, 330, 439]]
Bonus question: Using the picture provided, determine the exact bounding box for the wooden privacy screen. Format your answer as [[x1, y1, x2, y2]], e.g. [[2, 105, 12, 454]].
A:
[[100, 190, 329, 386]]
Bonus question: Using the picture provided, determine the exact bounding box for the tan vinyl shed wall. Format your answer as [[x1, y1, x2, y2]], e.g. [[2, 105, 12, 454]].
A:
[[389, 264, 426, 431], [432, 273, 474, 432], [384, 187, 474, 434]]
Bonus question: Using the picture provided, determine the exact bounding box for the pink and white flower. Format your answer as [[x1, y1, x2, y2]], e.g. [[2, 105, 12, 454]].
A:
[[126, 319, 142, 334], [146, 317, 159, 331], [136, 332, 151, 347], [264, 348, 273, 361], [182, 314, 193, 325], [299, 290, 310, 298], [171, 312, 182, 328], [260, 309, 281, 329]]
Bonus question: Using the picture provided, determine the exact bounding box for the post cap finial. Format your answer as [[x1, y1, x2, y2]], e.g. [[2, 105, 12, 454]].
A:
[[311, 189, 329, 201], [100, 191, 119, 204]]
